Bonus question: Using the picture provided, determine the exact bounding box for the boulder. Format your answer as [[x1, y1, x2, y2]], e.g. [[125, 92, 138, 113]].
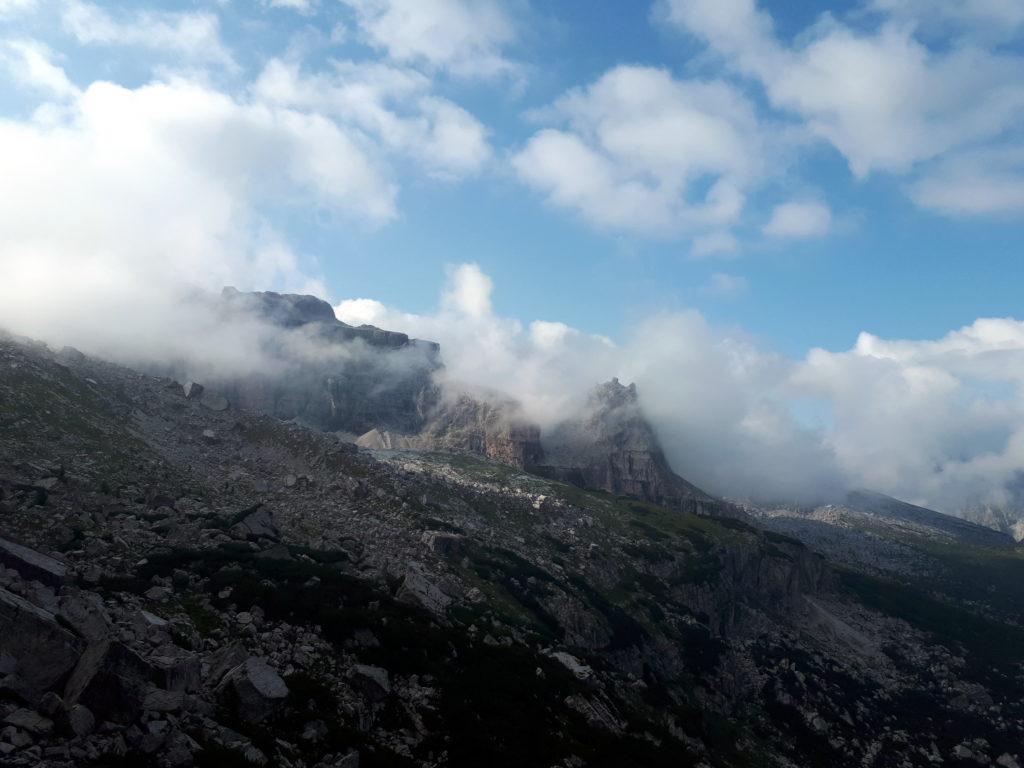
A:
[[0, 587, 84, 705], [216, 658, 289, 724], [347, 665, 390, 703], [0, 537, 69, 587], [3, 708, 54, 735], [182, 382, 204, 399], [57, 591, 112, 642], [229, 506, 279, 541], [395, 565, 451, 616], [420, 531, 464, 557], [63, 641, 157, 724], [200, 392, 229, 412], [62, 705, 95, 738]]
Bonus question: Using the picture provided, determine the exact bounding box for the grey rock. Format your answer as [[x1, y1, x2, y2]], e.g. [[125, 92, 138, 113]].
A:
[[230, 506, 279, 541], [216, 658, 288, 724], [347, 664, 390, 702], [63, 641, 156, 724], [3, 708, 54, 735], [183, 381, 204, 399], [63, 704, 95, 738], [395, 565, 451, 616], [0, 587, 84, 705], [57, 591, 112, 642], [0, 537, 69, 587]]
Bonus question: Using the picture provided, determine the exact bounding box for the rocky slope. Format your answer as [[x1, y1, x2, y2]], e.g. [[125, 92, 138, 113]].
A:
[[1, 333, 1022, 767]]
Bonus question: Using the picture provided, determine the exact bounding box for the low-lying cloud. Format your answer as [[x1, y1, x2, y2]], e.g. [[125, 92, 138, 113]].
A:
[[340, 264, 1024, 513]]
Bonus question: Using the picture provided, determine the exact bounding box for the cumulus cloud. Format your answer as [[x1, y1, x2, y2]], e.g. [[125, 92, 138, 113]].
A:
[[513, 65, 763, 236], [61, 1, 237, 70], [339, 264, 1024, 513], [253, 57, 491, 179], [763, 200, 832, 238], [0, 66, 410, 369], [0, 39, 79, 99], [660, 0, 1024, 217], [339, 0, 518, 78], [794, 320, 1024, 511]]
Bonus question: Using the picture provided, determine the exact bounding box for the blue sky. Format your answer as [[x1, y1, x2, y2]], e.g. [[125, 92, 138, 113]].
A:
[[3, 0, 1022, 357], [4, 0, 1024, 507]]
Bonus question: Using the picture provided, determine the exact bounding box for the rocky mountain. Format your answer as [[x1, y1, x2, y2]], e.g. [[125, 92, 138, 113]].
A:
[[212, 288, 442, 436], [536, 379, 717, 514], [206, 291, 711, 511], [1, 331, 1022, 767]]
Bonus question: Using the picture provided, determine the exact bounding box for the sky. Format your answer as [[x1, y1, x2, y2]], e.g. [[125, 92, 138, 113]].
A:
[[3, 0, 1024, 511]]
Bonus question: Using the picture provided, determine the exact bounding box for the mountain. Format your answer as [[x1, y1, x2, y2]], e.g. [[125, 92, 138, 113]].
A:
[[208, 291, 712, 512], [215, 288, 442, 436], [536, 378, 718, 513], [1, 330, 1023, 767]]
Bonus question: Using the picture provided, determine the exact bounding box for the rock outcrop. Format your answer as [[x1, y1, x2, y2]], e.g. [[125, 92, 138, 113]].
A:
[[212, 288, 442, 436], [537, 379, 715, 511]]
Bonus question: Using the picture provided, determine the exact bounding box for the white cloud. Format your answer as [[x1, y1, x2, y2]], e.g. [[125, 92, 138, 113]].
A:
[[910, 147, 1024, 216], [265, 0, 315, 13], [794, 319, 1024, 511], [339, 0, 517, 78], [661, 0, 1024, 216], [337, 263, 842, 502], [513, 65, 762, 236], [61, 0, 237, 71], [253, 58, 491, 178], [870, 0, 1024, 38], [1, 39, 79, 99], [0, 72, 403, 368], [338, 264, 1024, 513], [703, 272, 748, 298], [691, 231, 739, 259], [763, 200, 832, 238], [0, 0, 37, 15]]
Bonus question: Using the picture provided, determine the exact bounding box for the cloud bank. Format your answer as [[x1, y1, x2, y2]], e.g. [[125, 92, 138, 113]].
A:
[[340, 264, 1024, 513]]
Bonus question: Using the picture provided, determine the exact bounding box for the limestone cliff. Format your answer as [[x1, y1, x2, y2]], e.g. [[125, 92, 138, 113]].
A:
[[214, 288, 441, 435], [537, 378, 716, 510]]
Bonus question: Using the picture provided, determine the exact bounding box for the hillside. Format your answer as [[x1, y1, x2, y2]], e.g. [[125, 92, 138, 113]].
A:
[[0, 333, 1022, 767]]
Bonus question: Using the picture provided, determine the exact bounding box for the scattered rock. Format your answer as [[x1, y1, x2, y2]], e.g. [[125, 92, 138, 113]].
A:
[[216, 658, 289, 724], [0, 537, 69, 587]]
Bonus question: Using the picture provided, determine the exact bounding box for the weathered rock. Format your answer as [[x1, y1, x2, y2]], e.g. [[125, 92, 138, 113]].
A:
[[215, 658, 288, 724], [63, 641, 157, 724], [395, 565, 451, 616], [57, 591, 112, 642], [0, 537, 69, 587], [0, 587, 84, 705], [3, 708, 54, 735], [182, 382, 204, 399], [229, 505, 279, 541], [60, 704, 95, 738], [200, 392, 229, 412], [421, 530, 464, 557], [347, 665, 390, 702]]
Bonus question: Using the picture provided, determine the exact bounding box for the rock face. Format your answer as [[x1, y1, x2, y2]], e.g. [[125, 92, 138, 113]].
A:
[[214, 288, 441, 436], [0, 589, 84, 705], [538, 379, 714, 510]]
